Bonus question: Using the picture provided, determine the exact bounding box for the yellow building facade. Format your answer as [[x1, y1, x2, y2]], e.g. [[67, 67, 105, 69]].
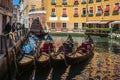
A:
[[45, 0, 120, 32]]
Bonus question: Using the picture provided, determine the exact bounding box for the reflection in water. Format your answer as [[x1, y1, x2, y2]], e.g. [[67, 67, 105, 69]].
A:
[[52, 35, 120, 54], [19, 35, 120, 80]]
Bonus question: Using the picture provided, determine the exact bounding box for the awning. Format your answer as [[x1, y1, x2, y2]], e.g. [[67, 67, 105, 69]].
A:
[[111, 21, 120, 24], [86, 21, 100, 24], [99, 21, 109, 24], [105, 6, 110, 11], [113, 5, 119, 11]]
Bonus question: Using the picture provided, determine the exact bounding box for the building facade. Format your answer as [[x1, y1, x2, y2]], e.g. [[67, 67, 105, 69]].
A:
[[46, 0, 120, 32], [28, 0, 46, 28], [0, 0, 13, 34], [12, 5, 20, 23], [19, 0, 29, 28], [19, 0, 46, 29]]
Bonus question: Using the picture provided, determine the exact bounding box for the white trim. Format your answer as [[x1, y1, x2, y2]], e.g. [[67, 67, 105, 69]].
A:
[[49, 17, 58, 20], [111, 21, 120, 24], [28, 10, 46, 15], [99, 21, 109, 24], [86, 21, 100, 24], [60, 17, 69, 20]]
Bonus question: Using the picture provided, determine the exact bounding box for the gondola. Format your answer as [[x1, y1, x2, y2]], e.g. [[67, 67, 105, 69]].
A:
[[50, 46, 66, 67], [50, 35, 74, 67], [65, 42, 94, 65], [35, 35, 53, 69], [16, 34, 39, 75]]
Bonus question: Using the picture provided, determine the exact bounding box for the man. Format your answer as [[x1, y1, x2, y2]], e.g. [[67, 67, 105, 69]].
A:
[[63, 39, 73, 53]]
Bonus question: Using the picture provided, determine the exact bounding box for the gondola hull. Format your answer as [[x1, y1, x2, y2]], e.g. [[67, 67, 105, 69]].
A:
[[36, 52, 50, 69], [65, 46, 94, 65], [18, 55, 34, 75], [50, 53, 67, 67]]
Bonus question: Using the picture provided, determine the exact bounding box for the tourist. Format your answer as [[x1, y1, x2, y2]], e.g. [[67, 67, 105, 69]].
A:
[[11, 23, 15, 32], [63, 39, 73, 53], [4, 22, 11, 34]]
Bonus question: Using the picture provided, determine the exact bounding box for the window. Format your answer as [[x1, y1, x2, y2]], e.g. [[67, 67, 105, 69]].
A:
[[31, 5, 35, 11], [62, 0, 67, 5], [89, 7, 93, 16], [51, 23, 56, 29], [62, 8, 67, 17], [113, 3, 119, 15], [82, 8, 86, 14], [81, 8, 86, 17], [104, 5, 110, 16], [97, 6, 102, 13], [62, 23, 67, 29], [74, 8, 79, 17], [89, 7, 93, 14], [74, 23, 78, 29], [51, 8, 56, 17], [51, 0, 56, 5], [74, 0, 79, 5], [74, 8, 78, 14]]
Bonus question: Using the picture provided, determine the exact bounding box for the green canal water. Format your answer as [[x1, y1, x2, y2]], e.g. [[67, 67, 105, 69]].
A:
[[19, 34, 120, 80]]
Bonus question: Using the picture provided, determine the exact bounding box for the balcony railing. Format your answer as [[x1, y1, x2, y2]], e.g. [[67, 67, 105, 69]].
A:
[[81, 14, 86, 17], [74, 1, 79, 5], [51, 2, 56, 5], [62, 14, 67, 17], [96, 0, 101, 2], [74, 14, 79, 17], [89, 0, 93, 3], [81, 1, 86, 4], [96, 13, 102, 16], [104, 12, 110, 16], [88, 13, 93, 17], [51, 14, 56, 17], [62, 2, 67, 5], [112, 11, 119, 15]]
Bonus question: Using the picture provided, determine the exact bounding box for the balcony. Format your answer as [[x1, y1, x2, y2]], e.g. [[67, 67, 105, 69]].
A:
[[74, 1, 79, 5], [62, 14, 67, 17], [81, 1, 86, 4], [74, 14, 79, 17], [96, 13, 102, 16], [51, 2, 56, 5], [51, 14, 56, 17], [112, 11, 119, 15], [81, 14, 86, 17], [89, 0, 93, 3], [88, 13, 93, 17], [96, 0, 101, 2], [104, 12, 109, 16], [62, 3, 67, 5]]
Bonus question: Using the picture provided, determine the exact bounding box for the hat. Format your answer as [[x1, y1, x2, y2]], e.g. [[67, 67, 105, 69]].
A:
[[46, 35, 53, 41]]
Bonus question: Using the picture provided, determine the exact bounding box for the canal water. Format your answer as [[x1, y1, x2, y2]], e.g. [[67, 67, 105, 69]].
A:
[[19, 35, 120, 80]]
